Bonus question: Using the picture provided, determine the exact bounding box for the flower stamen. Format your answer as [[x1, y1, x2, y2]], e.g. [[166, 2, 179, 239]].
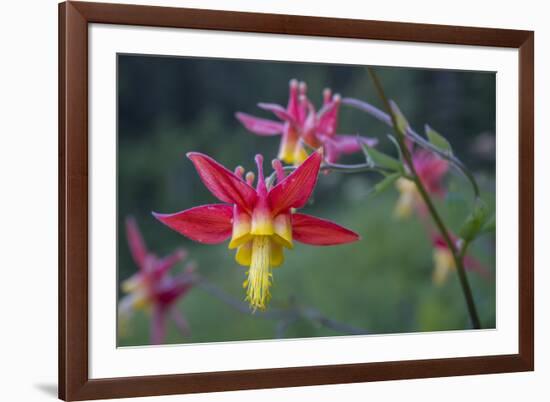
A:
[[234, 165, 245, 178], [245, 171, 255, 186], [245, 236, 272, 311], [271, 159, 285, 184]]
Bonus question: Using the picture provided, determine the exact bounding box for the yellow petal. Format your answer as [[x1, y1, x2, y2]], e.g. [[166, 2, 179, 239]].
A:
[[293, 143, 309, 165], [228, 208, 252, 249], [394, 178, 417, 219], [278, 126, 300, 164], [229, 232, 251, 249], [279, 149, 295, 165], [270, 240, 284, 267], [132, 291, 150, 310], [235, 241, 252, 266], [251, 208, 274, 236], [121, 274, 142, 293], [396, 177, 417, 193], [432, 248, 455, 286], [273, 213, 293, 249], [394, 193, 414, 218]]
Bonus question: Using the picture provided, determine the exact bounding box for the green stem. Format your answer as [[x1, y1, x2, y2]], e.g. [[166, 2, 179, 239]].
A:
[[265, 161, 387, 188], [412, 175, 481, 329], [322, 162, 390, 174], [368, 67, 481, 329]]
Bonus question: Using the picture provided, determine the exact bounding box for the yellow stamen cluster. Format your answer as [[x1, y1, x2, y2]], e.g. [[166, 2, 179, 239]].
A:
[[243, 236, 273, 311], [230, 208, 292, 310]]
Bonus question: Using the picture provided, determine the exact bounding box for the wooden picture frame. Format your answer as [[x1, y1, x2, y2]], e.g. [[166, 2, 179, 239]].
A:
[[59, 1, 534, 400]]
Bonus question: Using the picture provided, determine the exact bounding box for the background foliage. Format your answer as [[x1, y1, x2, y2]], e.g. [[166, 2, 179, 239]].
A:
[[118, 54, 496, 346]]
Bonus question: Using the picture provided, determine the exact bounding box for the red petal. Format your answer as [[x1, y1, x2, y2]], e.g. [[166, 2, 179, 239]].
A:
[[155, 275, 194, 306], [125, 217, 148, 269], [187, 152, 257, 212], [287, 79, 301, 121], [156, 249, 187, 277], [235, 112, 284, 136], [153, 204, 233, 244], [292, 213, 360, 245], [317, 100, 338, 134], [268, 151, 321, 215], [414, 150, 449, 196], [317, 97, 341, 136], [257, 103, 295, 123], [323, 135, 378, 163], [335, 135, 378, 152]]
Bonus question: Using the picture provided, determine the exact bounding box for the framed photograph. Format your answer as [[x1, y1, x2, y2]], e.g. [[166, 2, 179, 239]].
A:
[[59, 1, 534, 400]]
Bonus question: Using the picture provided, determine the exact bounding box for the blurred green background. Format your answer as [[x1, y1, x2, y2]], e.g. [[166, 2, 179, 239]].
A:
[[117, 54, 496, 346]]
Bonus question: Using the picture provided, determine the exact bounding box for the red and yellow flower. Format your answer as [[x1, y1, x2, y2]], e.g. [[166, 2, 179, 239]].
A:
[[236, 79, 377, 165], [119, 217, 196, 344], [153, 151, 359, 310]]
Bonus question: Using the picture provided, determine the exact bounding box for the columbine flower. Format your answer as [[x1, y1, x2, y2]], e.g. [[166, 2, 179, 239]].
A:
[[394, 149, 449, 218], [236, 79, 377, 165], [119, 217, 196, 344], [153, 151, 359, 310], [431, 234, 488, 286]]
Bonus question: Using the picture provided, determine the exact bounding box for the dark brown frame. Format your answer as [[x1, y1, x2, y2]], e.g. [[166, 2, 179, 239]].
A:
[[59, 1, 534, 400]]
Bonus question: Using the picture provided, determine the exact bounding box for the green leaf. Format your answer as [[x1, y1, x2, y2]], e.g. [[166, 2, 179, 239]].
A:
[[459, 199, 490, 242], [480, 214, 496, 234], [360, 141, 402, 171], [387, 134, 405, 164], [389, 100, 409, 135], [373, 172, 401, 195], [425, 124, 453, 155]]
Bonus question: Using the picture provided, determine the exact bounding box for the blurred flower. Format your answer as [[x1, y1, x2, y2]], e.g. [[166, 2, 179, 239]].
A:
[[394, 149, 449, 218], [236, 79, 377, 165], [431, 234, 488, 286], [119, 217, 196, 344], [153, 151, 359, 310]]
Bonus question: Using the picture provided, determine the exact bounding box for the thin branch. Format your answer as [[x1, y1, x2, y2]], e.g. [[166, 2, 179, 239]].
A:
[[322, 161, 390, 175], [196, 278, 289, 319], [196, 276, 368, 336], [275, 317, 298, 338], [265, 161, 388, 188], [299, 307, 369, 335]]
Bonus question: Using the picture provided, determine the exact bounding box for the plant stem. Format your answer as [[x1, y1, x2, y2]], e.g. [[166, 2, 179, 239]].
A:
[[322, 162, 390, 174], [265, 161, 387, 188], [367, 67, 481, 329], [411, 175, 481, 329]]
